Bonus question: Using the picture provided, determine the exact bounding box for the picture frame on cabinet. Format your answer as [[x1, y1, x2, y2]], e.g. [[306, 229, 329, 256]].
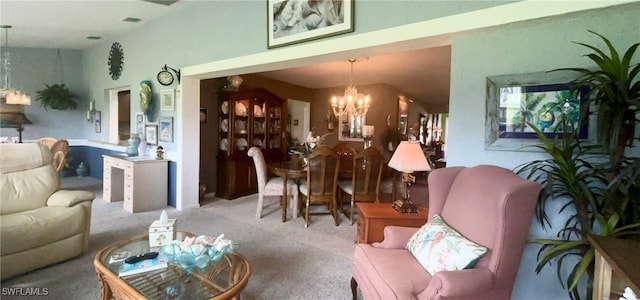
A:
[[267, 0, 354, 48], [145, 125, 158, 146], [160, 89, 175, 111], [135, 112, 145, 135], [159, 117, 174, 143]]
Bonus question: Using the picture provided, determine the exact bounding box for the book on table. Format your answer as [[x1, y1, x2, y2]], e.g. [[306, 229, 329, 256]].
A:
[[118, 253, 168, 277]]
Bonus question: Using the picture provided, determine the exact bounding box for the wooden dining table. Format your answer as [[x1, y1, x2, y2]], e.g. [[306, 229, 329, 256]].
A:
[[268, 160, 306, 222]]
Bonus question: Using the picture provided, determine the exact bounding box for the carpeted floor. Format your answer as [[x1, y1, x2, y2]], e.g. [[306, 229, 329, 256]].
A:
[[1, 177, 364, 299]]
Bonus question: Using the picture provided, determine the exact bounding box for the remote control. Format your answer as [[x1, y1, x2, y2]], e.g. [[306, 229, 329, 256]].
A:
[[124, 251, 159, 264]]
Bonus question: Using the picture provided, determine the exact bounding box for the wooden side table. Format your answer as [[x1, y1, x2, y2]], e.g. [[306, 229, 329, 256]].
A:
[[356, 202, 429, 244], [589, 235, 640, 300]]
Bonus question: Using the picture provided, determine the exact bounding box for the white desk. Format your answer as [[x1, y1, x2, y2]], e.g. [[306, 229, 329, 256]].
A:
[[102, 155, 169, 213]]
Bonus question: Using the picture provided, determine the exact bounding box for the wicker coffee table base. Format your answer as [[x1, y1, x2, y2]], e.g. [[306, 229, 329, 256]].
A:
[[94, 232, 251, 300]]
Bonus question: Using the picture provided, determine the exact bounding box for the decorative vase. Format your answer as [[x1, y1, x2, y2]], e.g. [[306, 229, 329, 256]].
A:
[[126, 134, 140, 156], [76, 162, 89, 177], [138, 134, 148, 157]]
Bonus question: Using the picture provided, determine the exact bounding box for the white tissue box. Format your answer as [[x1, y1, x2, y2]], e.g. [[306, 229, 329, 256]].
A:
[[149, 219, 176, 248]]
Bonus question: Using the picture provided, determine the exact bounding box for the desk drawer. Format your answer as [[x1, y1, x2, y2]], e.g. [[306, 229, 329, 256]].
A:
[[124, 180, 133, 194]]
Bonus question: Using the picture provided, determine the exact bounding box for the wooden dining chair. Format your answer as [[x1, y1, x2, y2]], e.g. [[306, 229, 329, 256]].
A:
[[49, 139, 70, 175], [298, 145, 340, 228], [248, 147, 299, 219], [36, 137, 58, 150], [338, 147, 386, 225], [332, 141, 356, 179]]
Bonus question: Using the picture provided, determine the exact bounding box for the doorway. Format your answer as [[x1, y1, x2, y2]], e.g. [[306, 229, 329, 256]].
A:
[[108, 87, 131, 144], [287, 99, 310, 147], [118, 91, 131, 141]]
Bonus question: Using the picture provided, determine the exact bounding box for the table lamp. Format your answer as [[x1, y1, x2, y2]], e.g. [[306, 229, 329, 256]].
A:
[[388, 140, 431, 213]]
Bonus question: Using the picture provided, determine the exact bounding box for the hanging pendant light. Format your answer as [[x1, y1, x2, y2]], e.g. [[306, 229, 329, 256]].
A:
[[330, 59, 370, 117], [1, 25, 31, 105]]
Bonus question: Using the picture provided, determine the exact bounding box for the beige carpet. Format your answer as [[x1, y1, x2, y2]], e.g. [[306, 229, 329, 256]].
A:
[[1, 177, 364, 299]]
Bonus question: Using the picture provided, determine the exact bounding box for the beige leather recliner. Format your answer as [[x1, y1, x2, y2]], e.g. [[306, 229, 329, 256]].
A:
[[0, 143, 95, 280]]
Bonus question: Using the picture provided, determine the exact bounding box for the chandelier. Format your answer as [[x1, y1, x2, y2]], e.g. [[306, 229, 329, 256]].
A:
[[1, 25, 31, 105], [330, 59, 370, 117]]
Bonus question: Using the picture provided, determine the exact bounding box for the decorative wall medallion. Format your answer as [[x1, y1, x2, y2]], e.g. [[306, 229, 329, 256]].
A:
[[108, 42, 124, 80]]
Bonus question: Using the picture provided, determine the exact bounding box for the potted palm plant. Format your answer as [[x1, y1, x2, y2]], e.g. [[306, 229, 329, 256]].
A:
[[516, 123, 640, 299], [516, 31, 640, 299], [557, 31, 640, 228]]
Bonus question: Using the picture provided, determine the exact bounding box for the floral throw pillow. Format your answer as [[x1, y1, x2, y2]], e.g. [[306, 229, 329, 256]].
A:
[[406, 214, 488, 275]]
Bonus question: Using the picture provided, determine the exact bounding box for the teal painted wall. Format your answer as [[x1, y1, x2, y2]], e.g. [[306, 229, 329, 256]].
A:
[[447, 3, 640, 299], [78, 1, 509, 154], [6, 1, 512, 145], [0, 48, 91, 141]]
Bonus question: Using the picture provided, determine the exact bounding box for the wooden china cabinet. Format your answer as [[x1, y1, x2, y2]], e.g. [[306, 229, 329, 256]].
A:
[[216, 88, 287, 199]]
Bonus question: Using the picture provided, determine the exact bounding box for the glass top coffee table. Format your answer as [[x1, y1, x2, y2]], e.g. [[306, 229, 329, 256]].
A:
[[94, 231, 251, 300]]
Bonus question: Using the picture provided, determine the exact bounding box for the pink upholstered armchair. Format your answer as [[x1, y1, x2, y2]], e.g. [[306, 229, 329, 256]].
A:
[[351, 165, 542, 300]]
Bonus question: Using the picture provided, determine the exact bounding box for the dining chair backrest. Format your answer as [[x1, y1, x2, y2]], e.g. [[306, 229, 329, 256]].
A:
[[247, 147, 268, 190], [49, 139, 69, 175], [332, 141, 356, 176], [306, 145, 340, 199], [36, 137, 58, 150], [351, 147, 385, 202]]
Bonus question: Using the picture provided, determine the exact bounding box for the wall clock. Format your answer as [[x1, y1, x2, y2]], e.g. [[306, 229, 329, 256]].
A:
[[157, 64, 180, 86], [108, 42, 124, 80], [157, 69, 174, 86]]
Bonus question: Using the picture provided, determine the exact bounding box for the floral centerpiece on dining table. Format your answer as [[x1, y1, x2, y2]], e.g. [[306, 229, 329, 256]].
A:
[[288, 128, 332, 161]]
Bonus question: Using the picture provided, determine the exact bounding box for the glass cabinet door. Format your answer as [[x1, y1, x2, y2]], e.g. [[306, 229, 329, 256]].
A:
[[218, 89, 285, 156], [267, 104, 282, 150], [219, 100, 230, 153], [232, 98, 250, 152], [251, 97, 266, 150]]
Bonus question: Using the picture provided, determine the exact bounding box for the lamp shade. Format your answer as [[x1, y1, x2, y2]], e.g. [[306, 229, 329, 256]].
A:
[[388, 141, 431, 172], [6, 92, 31, 105]]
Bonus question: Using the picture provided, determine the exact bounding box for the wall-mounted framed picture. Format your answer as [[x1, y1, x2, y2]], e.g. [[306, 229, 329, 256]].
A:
[[338, 113, 365, 142], [485, 71, 595, 151], [159, 117, 174, 143], [145, 124, 158, 146], [267, 0, 354, 48], [398, 114, 408, 135], [160, 89, 175, 111], [135, 112, 145, 136]]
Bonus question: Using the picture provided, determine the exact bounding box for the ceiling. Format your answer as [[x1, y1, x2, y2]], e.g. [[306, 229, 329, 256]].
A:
[[0, 0, 451, 108]]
